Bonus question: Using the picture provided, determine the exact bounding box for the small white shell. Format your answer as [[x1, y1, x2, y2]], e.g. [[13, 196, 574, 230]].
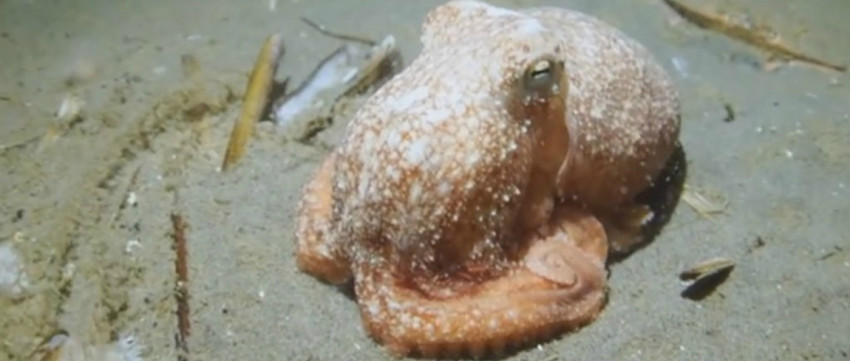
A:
[[0, 241, 29, 298], [56, 94, 84, 123]]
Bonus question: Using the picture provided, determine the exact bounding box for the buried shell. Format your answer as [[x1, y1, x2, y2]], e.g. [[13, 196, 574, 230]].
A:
[[679, 257, 735, 300]]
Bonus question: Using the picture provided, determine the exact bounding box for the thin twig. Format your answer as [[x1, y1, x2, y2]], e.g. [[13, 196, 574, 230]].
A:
[[663, 0, 846, 72], [0, 135, 40, 153], [300, 16, 377, 46], [109, 165, 142, 226], [171, 213, 191, 361]]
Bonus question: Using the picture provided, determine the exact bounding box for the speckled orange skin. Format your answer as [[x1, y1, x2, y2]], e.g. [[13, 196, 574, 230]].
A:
[[294, 0, 680, 358]]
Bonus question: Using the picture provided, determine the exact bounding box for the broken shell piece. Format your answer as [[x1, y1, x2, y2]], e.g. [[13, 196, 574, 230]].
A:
[[37, 94, 84, 152], [682, 185, 727, 219], [271, 44, 362, 127], [679, 257, 735, 300], [56, 94, 84, 123], [272, 35, 403, 141], [679, 257, 734, 281], [221, 33, 285, 171]]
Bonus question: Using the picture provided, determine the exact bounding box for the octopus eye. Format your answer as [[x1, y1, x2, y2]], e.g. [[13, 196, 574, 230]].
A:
[[521, 56, 564, 100], [530, 60, 552, 80]]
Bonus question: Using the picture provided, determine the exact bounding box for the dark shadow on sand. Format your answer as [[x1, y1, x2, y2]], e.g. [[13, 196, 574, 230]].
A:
[[608, 142, 688, 264]]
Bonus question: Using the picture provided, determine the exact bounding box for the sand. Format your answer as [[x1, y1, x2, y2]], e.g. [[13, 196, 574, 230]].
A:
[[1, 0, 848, 360]]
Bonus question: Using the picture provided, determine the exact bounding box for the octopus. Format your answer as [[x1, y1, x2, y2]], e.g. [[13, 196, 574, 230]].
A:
[[294, 0, 681, 358]]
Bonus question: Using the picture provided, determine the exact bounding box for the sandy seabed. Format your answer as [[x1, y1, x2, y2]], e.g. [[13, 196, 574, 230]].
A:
[[1, 0, 849, 360]]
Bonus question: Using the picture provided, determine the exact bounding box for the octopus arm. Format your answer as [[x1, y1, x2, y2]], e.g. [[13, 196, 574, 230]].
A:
[[353, 210, 608, 358], [294, 153, 352, 284]]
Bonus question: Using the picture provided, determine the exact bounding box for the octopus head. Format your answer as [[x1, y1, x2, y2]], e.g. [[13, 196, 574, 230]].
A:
[[358, 0, 577, 285], [418, 0, 572, 179]]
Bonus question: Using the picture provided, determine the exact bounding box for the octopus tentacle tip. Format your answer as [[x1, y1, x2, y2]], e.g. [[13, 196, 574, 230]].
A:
[[354, 254, 608, 359], [293, 0, 680, 357], [524, 238, 579, 286]]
